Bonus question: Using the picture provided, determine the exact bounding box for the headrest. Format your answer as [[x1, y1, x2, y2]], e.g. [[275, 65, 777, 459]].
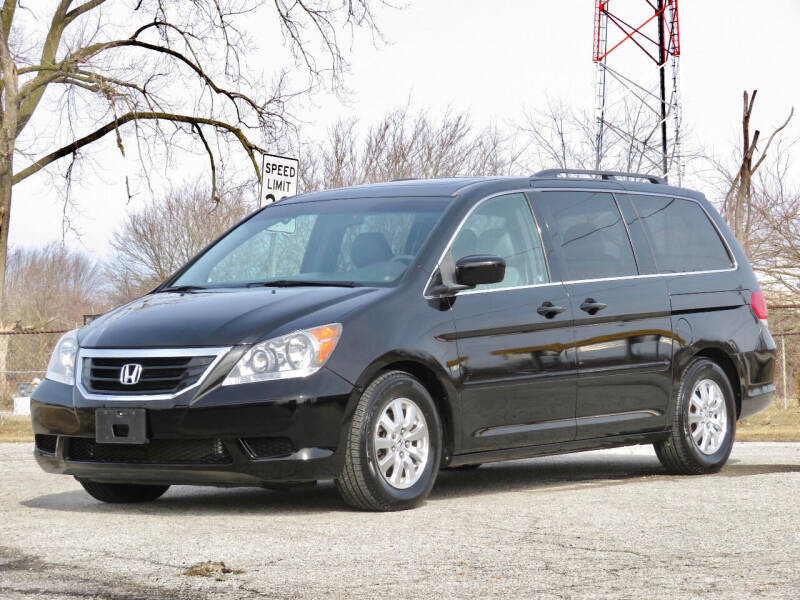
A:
[[351, 232, 393, 268]]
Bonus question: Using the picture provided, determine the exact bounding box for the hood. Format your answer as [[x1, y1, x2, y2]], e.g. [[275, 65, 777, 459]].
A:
[[79, 286, 381, 348]]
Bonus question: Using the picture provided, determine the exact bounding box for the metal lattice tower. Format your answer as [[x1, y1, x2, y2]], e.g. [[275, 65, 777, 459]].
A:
[[593, 0, 682, 183]]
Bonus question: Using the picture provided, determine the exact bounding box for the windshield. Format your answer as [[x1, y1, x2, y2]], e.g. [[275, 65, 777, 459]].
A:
[[171, 196, 449, 288]]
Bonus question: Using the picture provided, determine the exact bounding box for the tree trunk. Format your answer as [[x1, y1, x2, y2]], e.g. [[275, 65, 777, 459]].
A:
[[734, 162, 751, 256], [0, 159, 10, 316], [0, 24, 18, 321], [0, 156, 9, 405]]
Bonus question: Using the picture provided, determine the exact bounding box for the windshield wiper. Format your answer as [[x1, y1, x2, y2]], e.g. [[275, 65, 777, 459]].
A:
[[246, 280, 359, 288], [158, 285, 207, 293]]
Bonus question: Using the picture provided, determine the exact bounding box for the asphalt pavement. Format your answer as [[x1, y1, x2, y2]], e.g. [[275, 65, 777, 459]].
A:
[[1, 442, 799, 599]]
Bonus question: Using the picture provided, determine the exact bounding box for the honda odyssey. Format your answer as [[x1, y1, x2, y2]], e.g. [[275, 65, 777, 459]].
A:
[[31, 169, 776, 511]]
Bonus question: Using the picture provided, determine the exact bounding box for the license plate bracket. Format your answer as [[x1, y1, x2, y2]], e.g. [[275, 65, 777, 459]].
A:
[[95, 408, 148, 444]]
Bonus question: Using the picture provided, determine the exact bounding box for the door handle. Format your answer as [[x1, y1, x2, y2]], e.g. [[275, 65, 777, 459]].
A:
[[580, 298, 608, 315], [537, 302, 566, 319]]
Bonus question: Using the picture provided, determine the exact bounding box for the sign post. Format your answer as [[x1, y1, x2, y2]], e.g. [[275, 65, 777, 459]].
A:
[[259, 153, 299, 207]]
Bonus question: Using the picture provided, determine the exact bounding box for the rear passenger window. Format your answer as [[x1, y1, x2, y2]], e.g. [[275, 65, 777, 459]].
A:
[[450, 193, 549, 290], [536, 191, 638, 281], [629, 195, 734, 273]]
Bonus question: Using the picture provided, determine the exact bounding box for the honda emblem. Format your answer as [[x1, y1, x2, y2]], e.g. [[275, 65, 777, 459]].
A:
[[119, 363, 143, 385]]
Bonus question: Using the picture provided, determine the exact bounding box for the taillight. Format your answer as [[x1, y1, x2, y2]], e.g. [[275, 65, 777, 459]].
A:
[[751, 290, 768, 320]]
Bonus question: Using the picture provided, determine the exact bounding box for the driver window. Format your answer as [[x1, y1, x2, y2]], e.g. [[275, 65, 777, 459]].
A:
[[450, 193, 549, 290]]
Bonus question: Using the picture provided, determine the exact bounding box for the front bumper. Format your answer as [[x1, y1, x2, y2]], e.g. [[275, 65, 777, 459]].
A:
[[30, 366, 356, 485]]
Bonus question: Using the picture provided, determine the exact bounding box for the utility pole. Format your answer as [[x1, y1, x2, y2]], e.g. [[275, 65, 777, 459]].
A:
[[782, 336, 788, 409], [657, 0, 668, 178]]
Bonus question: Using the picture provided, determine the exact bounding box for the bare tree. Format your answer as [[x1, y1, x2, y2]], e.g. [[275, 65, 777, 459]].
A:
[[107, 182, 253, 304], [744, 147, 800, 294], [518, 97, 693, 177], [299, 108, 517, 191], [1, 242, 104, 405], [4, 242, 104, 330], [719, 90, 794, 255], [0, 0, 389, 312], [300, 101, 691, 194]]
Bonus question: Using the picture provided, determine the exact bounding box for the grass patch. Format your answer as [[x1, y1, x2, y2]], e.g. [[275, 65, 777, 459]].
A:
[[737, 400, 800, 442], [184, 561, 244, 581], [0, 414, 33, 443]]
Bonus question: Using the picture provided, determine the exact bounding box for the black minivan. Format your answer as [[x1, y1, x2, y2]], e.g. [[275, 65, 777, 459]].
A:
[[31, 169, 776, 511]]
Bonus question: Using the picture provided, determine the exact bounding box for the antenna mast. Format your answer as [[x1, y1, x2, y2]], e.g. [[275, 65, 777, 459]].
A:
[[593, 0, 682, 183]]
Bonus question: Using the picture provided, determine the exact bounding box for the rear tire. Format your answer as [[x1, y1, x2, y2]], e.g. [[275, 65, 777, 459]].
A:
[[78, 480, 170, 503], [336, 370, 442, 511], [655, 358, 736, 475]]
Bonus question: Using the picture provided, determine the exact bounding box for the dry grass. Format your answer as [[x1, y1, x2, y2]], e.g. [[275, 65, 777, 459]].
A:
[[737, 399, 800, 441], [183, 561, 244, 581], [0, 414, 33, 443]]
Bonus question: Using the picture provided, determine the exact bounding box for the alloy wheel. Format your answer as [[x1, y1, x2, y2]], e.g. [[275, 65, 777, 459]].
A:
[[373, 397, 430, 489], [687, 378, 729, 455]]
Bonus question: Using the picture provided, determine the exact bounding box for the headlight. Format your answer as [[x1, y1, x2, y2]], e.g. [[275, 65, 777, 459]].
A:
[[223, 324, 342, 385], [45, 329, 79, 386]]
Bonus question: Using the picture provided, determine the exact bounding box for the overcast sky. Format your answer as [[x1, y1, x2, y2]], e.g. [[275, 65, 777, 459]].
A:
[[12, 0, 800, 259]]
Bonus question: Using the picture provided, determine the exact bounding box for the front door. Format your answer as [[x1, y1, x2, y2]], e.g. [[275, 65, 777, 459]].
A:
[[532, 189, 672, 439], [442, 192, 577, 452]]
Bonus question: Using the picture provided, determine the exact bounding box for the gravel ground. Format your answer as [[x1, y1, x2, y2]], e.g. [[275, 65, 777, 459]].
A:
[[1, 442, 799, 599]]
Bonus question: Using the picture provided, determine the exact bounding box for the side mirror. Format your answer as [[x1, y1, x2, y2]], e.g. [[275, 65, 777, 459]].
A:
[[455, 254, 506, 287]]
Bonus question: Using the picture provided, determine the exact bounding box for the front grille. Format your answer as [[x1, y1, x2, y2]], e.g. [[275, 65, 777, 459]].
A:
[[66, 438, 232, 465], [35, 434, 57, 454], [82, 355, 215, 396], [240, 437, 295, 459]]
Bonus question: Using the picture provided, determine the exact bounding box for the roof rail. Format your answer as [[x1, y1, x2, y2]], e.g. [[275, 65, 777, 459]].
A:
[[532, 168, 667, 185]]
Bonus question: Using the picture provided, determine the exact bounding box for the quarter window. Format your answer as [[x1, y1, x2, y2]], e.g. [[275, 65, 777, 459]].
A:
[[537, 191, 638, 281], [629, 195, 734, 273], [616, 194, 658, 275], [450, 193, 549, 290]]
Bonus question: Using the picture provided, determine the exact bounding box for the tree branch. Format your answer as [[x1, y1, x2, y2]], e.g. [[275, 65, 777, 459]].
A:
[[14, 1, 76, 134], [193, 123, 218, 202], [0, 0, 15, 42], [751, 107, 795, 174], [13, 111, 266, 185], [64, 0, 108, 25], [17, 36, 263, 134]]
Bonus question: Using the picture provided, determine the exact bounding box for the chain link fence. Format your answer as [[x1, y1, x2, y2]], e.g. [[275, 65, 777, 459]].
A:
[[768, 305, 800, 408], [0, 330, 67, 410]]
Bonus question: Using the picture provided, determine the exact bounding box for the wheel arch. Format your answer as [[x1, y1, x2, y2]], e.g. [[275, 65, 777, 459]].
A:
[[347, 352, 459, 464], [690, 346, 744, 418]]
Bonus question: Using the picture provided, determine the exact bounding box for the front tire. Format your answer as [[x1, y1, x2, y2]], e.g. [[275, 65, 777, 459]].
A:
[[655, 358, 736, 475], [336, 371, 442, 511], [78, 480, 170, 503]]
